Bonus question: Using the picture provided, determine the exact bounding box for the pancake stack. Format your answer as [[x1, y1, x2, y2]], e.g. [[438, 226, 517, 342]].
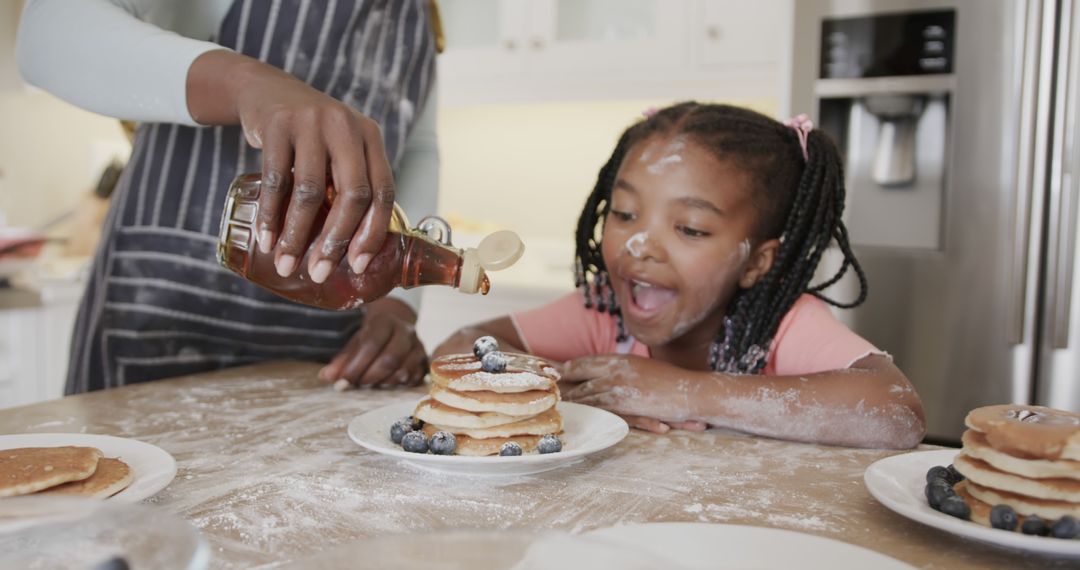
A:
[[0, 446, 133, 499], [414, 340, 563, 456], [952, 404, 1080, 532]]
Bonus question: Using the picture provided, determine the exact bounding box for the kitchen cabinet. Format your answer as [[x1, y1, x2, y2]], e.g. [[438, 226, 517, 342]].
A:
[[0, 283, 81, 409], [695, 0, 788, 68], [0, 305, 43, 408], [437, 0, 790, 105]]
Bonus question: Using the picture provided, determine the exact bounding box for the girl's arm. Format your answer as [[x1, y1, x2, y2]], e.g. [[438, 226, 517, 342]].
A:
[[562, 353, 926, 449]]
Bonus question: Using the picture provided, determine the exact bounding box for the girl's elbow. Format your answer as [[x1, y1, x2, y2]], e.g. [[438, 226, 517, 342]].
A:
[[887, 397, 927, 450]]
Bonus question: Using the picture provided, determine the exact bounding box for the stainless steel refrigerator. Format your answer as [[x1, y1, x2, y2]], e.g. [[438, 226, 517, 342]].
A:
[[787, 0, 1080, 442]]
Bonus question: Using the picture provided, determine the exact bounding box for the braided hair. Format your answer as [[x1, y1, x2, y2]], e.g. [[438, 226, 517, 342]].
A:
[[573, 102, 867, 374]]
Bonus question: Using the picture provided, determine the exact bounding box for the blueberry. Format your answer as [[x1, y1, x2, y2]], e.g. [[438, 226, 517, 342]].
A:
[[989, 504, 1018, 531], [938, 495, 971, 520], [473, 336, 500, 359], [926, 465, 951, 484], [925, 480, 954, 510], [537, 434, 562, 454], [401, 431, 428, 453], [499, 441, 523, 456], [1021, 515, 1049, 536], [94, 557, 130, 570], [1051, 515, 1080, 539], [429, 431, 456, 455], [481, 351, 509, 373], [390, 419, 412, 444], [946, 464, 965, 483]]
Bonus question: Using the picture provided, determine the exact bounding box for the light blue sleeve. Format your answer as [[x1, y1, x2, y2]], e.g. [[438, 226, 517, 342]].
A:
[[16, 0, 227, 126]]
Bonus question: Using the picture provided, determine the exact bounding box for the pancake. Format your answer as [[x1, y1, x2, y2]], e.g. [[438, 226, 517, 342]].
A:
[[961, 478, 1080, 520], [965, 404, 1080, 461], [962, 429, 1080, 481], [414, 398, 534, 429], [422, 424, 543, 456], [0, 446, 103, 498], [425, 407, 563, 440], [430, 384, 557, 416], [430, 354, 559, 394], [38, 457, 133, 499], [953, 480, 1041, 530], [953, 453, 1080, 503]]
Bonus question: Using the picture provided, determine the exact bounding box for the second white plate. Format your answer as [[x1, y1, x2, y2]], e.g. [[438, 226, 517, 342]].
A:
[[347, 401, 628, 476], [864, 449, 1080, 558], [0, 432, 176, 504], [0, 433, 177, 534], [583, 523, 913, 569]]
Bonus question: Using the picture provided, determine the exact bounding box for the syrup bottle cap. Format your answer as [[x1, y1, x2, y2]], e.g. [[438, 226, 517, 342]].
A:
[[477, 230, 525, 270], [458, 230, 525, 294]]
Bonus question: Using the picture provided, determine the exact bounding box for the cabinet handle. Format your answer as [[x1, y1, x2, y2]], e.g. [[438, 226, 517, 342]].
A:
[[706, 26, 722, 41], [529, 37, 544, 50], [503, 39, 517, 51]]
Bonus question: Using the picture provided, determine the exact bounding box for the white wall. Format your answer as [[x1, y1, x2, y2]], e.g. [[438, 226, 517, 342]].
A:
[[436, 98, 779, 245]]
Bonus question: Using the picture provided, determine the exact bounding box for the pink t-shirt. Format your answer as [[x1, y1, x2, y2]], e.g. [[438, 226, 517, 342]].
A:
[[511, 292, 884, 375]]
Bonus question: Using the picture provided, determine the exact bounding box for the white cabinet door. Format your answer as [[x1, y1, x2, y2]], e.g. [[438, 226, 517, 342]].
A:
[[0, 307, 43, 409], [696, 0, 787, 68], [436, 0, 790, 105], [526, 0, 689, 75], [438, 0, 528, 79]]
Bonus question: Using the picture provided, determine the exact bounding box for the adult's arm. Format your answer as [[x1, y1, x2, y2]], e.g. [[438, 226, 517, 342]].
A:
[[17, 0, 225, 125], [19, 0, 405, 280]]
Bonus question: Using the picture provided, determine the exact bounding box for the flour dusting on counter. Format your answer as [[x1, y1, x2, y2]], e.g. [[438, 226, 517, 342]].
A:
[[7, 362, 1065, 570]]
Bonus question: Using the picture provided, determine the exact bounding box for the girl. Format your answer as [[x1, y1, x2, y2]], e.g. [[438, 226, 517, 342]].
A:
[[435, 103, 925, 449]]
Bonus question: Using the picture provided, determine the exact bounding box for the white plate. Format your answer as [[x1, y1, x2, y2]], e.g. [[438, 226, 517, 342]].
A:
[[347, 401, 628, 476], [0, 497, 208, 569], [864, 449, 1080, 558], [0, 433, 177, 504], [583, 523, 913, 569]]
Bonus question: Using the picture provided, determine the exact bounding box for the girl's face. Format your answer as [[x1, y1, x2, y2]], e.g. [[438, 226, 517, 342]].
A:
[[601, 134, 778, 351]]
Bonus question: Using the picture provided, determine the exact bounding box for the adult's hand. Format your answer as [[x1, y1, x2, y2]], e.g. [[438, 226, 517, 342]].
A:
[[318, 297, 427, 388], [187, 49, 394, 283]]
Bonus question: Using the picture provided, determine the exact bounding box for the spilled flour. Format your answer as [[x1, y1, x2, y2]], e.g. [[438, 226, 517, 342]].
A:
[[4, 363, 967, 569]]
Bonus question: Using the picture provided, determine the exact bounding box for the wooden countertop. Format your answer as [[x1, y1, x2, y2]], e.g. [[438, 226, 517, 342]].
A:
[[0, 361, 1071, 569]]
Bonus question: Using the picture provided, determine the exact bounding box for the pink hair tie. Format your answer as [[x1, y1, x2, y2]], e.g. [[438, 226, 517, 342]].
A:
[[783, 113, 814, 161], [642, 106, 659, 118]]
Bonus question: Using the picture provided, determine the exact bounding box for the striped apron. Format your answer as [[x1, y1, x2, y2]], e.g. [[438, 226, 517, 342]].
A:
[[66, 0, 437, 394]]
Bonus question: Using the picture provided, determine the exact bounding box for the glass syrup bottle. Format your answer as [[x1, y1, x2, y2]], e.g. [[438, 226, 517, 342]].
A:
[[217, 173, 523, 310]]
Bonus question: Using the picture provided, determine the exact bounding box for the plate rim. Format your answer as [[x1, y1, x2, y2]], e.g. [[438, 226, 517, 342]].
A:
[[864, 448, 1080, 557], [347, 400, 629, 467], [584, 521, 914, 568], [0, 432, 177, 503]]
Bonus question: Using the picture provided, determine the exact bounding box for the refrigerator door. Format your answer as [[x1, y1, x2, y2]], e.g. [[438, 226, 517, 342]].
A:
[[1037, 0, 1080, 412], [789, 0, 1051, 440]]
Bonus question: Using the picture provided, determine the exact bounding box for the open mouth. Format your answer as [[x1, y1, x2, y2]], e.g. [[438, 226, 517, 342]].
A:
[[627, 278, 677, 316]]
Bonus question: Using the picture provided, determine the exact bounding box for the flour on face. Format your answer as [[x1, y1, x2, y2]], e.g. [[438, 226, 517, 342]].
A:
[[624, 232, 648, 259], [642, 138, 686, 175]]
